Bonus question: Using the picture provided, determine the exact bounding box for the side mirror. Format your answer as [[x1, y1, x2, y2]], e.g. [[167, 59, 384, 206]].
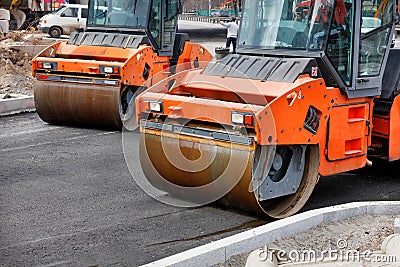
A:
[[60, 13, 66, 17]]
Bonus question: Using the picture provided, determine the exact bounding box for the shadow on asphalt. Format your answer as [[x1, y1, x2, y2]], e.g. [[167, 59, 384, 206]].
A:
[[303, 160, 400, 212]]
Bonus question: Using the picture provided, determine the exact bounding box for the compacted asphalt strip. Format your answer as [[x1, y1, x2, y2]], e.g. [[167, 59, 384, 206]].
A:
[[0, 113, 262, 266]]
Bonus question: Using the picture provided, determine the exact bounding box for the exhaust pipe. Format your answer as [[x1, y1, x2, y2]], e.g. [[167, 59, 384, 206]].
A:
[[215, 47, 230, 61]]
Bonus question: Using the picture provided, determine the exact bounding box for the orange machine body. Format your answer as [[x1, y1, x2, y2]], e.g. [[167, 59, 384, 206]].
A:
[[136, 67, 398, 177], [32, 40, 212, 88], [32, 38, 212, 129], [134, 0, 399, 219], [372, 95, 400, 161]]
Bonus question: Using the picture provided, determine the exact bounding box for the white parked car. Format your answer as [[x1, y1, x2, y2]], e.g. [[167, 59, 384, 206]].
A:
[[38, 4, 88, 38]]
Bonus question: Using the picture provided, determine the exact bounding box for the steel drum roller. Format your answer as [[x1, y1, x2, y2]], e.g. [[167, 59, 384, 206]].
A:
[[139, 127, 320, 218], [34, 81, 122, 129]]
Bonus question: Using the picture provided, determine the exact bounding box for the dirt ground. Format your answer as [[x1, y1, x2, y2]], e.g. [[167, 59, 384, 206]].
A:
[[217, 214, 398, 266], [0, 31, 50, 96]]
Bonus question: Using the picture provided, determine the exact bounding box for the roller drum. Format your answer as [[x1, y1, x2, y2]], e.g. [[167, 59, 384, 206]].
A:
[[140, 129, 267, 215], [34, 81, 122, 129], [139, 128, 320, 218]]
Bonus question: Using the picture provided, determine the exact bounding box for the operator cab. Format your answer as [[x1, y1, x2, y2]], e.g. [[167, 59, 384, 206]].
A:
[[75, 0, 181, 56], [237, 0, 396, 98]]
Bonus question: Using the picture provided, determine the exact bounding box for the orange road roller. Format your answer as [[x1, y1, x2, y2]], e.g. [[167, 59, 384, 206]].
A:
[[132, 0, 400, 218], [32, 0, 212, 129]]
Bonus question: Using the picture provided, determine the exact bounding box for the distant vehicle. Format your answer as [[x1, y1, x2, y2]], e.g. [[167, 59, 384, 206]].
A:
[[38, 4, 88, 38], [217, 10, 230, 17], [0, 0, 64, 30], [210, 10, 219, 17], [361, 17, 381, 34], [211, 10, 230, 17]]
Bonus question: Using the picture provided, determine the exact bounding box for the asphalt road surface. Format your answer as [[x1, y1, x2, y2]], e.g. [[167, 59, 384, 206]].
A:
[[178, 20, 227, 54], [1, 22, 400, 267], [0, 113, 262, 266], [1, 116, 400, 266]]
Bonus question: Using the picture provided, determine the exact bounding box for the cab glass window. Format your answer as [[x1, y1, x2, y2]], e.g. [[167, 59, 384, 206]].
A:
[[163, 0, 179, 44], [239, 0, 335, 51], [149, 0, 162, 48], [359, 0, 393, 77], [87, 0, 150, 28], [326, 0, 353, 85]]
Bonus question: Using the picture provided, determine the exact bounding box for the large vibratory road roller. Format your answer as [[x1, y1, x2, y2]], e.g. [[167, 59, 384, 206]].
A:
[[32, 0, 212, 129], [131, 0, 400, 218]]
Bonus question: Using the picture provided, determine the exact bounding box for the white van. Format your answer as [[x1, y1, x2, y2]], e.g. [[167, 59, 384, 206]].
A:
[[38, 4, 88, 38]]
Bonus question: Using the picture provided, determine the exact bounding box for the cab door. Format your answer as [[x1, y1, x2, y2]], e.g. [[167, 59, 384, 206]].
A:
[[147, 0, 179, 56], [348, 0, 395, 98], [159, 0, 179, 55]]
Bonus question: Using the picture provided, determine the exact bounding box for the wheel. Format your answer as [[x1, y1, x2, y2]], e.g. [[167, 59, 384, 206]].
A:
[[119, 86, 147, 131], [49, 26, 62, 38], [255, 145, 320, 219]]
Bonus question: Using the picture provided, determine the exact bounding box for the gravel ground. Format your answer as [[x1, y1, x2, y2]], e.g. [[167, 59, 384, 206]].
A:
[[217, 214, 398, 266]]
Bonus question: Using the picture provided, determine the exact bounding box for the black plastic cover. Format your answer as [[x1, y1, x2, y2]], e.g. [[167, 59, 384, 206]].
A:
[[373, 48, 400, 115], [67, 32, 149, 48], [172, 33, 190, 62], [202, 54, 322, 83], [381, 48, 400, 100]]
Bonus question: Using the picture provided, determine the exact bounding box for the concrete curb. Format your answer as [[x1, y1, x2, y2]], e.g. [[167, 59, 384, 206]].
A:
[[142, 201, 400, 267], [0, 94, 35, 116]]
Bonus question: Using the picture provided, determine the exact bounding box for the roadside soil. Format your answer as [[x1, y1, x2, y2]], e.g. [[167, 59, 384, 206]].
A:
[[0, 31, 50, 96], [217, 214, 398, 266]]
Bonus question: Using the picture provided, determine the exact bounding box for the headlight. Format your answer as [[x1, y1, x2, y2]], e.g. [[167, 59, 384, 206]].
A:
[[37, 61, 57, 70], [231, 111, 254, 126], [144, 100, 163, 113], [100, 66, 120, 74], [43, 62, 52, 69]]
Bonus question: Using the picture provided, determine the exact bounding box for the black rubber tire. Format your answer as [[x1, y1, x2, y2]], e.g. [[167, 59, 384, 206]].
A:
[[49, 26, 62, 38], [259, 145, 320, 219]]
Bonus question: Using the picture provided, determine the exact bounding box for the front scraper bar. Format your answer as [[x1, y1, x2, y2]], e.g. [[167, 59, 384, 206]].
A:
[[140, 120, 253, 146]]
